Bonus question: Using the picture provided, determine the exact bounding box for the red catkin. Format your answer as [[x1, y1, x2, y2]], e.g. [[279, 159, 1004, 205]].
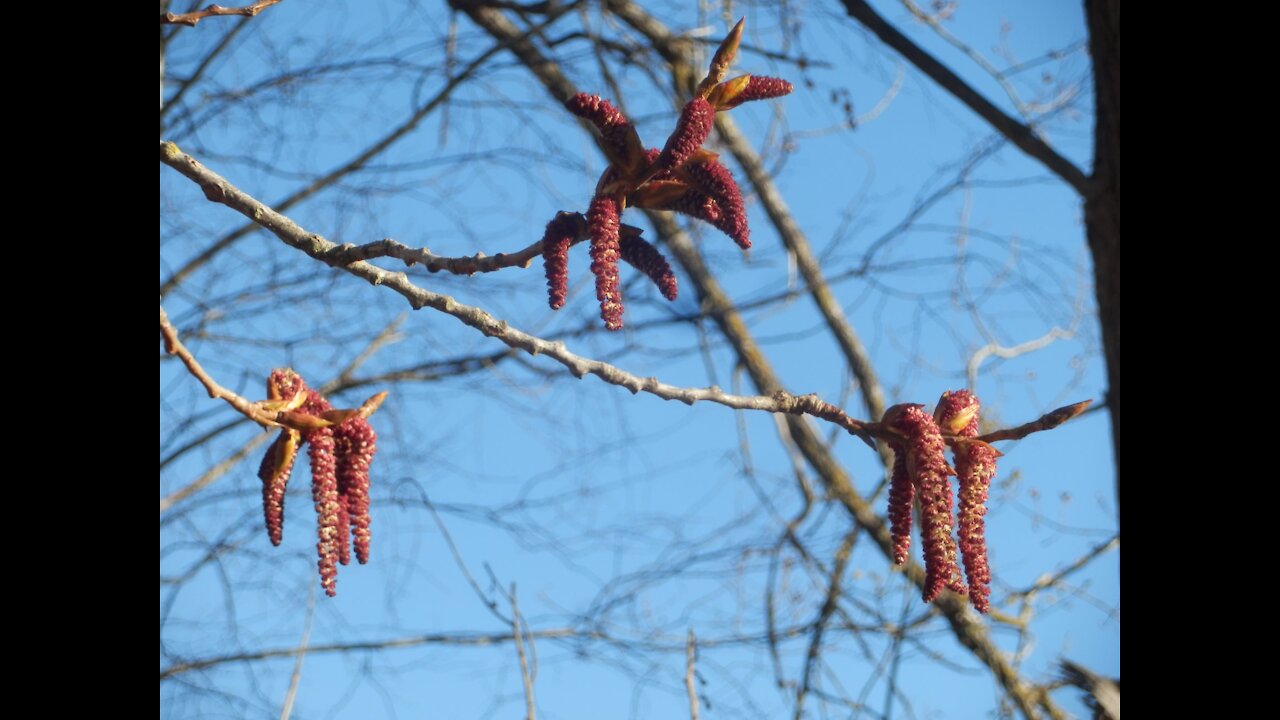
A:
[[540, 212, 577, 310], [587, 194, 624, 330], [936, 390, 995, 613], [307, 426, 341, 597], [620, 234, 678, 301], [566, 94, 636, 167], [257, 430, 298, 547], [887, 448, 914, 565], [683, 158, 749, 249], [656, 97, 714, 173], [259, 368, 381, 596], [720, 76, 794, 108], [335, 418, 377, 565], [884, 403, 964, 602], [654, 187, 723, 225]]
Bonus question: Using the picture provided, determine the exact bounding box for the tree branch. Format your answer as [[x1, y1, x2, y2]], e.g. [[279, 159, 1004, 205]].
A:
[[159, 140, 882, 441], [160, 26, 536, 295], [510, 586, 537, 720], [160, 628, 581, 680], [686, 630, 700, 720], [160, 304, 281, 427], [835, 0, 1089, 194], [329, 214, 645, 276], [977, 400, 1091, 443], [450, 6, 1065, 718], [604, 0, 891, 461], [161, 0, 282, 26]]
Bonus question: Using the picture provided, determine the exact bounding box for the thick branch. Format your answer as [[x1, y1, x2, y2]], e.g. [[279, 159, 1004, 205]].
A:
[[159, 140, 879, 441], [836, 0, 1088, 194]]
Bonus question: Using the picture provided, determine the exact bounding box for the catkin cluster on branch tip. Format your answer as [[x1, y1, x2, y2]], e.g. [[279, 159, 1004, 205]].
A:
[[257, 369, 382, 597], [545, 18, 792, 330]]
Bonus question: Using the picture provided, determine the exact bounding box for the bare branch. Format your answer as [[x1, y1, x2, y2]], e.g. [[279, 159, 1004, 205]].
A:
[[279, 586, 314, 720], [966, 326, 1075, 389], [1009, 534, 1120, 600], [160, 304, 280, 427], [835, 0, 1089, 194], [158, 432, 271, 513], [329, 215, 647, 277], [161, 0, 282, 26], [686, 630, 700, 720], [795, 529, 858, 720], [449, 7, 1069, 717], [159, 23, 545, 295], [977, 400, 1093, 444], [510, 586, 537, 720], [160, 302, 387, 432], [160, 628, 582, 680], [159, 140, 883, 443]]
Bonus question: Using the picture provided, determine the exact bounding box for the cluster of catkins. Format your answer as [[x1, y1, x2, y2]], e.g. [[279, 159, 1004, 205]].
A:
[[540, 19, 793, 330], [884, 390, 999, 613], [257, 369, 378, 597]]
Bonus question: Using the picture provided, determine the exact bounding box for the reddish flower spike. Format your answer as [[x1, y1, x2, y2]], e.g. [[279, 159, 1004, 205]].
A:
[[541, 212, 577, 310], [307, 425, 341, 597], [587, 194, 624, 330], [682, 158, 750, 249], [718, 76, 795, 109], [258, 369, 384, 596], [647, 186, 723, 224], [257, 429, 299, 547], [546, 21, 788, 328], [884, 403, 964, 603], [887, 448, 914, 565], [620, 234, 678, 301], [566, 94, 646, 174], [336, 417, 377, 564], [936, 390, 997, 614], [655, 97, 715, 174]]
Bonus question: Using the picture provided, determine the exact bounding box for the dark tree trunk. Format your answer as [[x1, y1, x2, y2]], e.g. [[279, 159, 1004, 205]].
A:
[[1086, 0, 1120, 519]]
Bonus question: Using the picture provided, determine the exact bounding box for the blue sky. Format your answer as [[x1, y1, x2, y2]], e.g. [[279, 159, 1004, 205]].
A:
[[161, 1, 1117, 717]]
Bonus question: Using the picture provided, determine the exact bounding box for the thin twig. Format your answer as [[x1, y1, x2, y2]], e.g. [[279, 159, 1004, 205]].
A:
[[1008, 534, 1120, 600], [794, 528, 857, 720], [686, 630, 700, 720], [160, 628, 582, 680], [977, 400, 1093, 444], [328, 214, 645, 276], [160, 304, 279, 427], [510, 585, 537, 720], [158, 432, 272, 513], [159, 27, 531, 295], [159, 316, 403, 515], [279, 584, 315, 720], [967, 326, 1074, 389], [161, 0, 282, 26]]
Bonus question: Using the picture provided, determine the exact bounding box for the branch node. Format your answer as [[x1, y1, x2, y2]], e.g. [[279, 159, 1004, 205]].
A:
[[200, 182, 227, 203]]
